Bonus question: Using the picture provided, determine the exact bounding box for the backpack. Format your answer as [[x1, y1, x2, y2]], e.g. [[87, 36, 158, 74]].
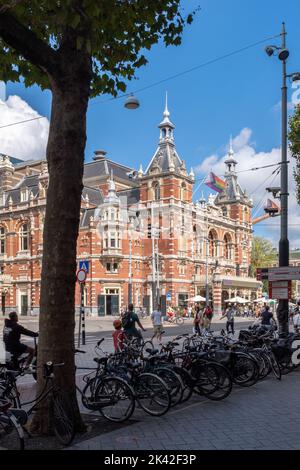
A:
[[204, 307, 213, 320], [122, 311, 135, 329]]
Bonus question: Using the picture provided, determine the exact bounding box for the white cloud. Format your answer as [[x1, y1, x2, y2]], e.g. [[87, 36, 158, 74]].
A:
[[0, 95, 49, 160], [195, 128, 300, 249], [272, 100, 295, 112]]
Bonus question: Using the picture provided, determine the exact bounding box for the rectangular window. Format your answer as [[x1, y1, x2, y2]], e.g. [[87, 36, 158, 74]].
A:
[[106, 262, 118, 273]]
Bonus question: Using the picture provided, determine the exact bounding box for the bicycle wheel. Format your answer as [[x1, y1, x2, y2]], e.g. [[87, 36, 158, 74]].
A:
[[176, 317, 184, 325], [0, 411, 24, 450], [51, 392, 76, 446], [94, 377, 135, 423], [154, 367, 184, 407], [250, 350, 270, 380], [135, 373, 171, 416], [268, 352, 282, 380], [172, 366, 194, 403], [232, 353, 259, 387], [191, 362, 232, 401]]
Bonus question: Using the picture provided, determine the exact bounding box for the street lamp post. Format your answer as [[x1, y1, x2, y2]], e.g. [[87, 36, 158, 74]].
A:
[[128, 216, 134, 305], [265, 23, 300, 336], [151, 203, 157, 310]]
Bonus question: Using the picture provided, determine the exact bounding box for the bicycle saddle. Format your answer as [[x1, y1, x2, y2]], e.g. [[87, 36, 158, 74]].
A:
[[93, 357, 108, 364], [145, 348, 159, 355]]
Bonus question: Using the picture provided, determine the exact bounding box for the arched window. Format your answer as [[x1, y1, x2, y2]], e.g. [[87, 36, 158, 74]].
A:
[[20, 223, 29, 251], [152, 182, 160, 201], [224, 233, 232, 260], [0, 227, 5, 254], [208, 230, 217, 257]]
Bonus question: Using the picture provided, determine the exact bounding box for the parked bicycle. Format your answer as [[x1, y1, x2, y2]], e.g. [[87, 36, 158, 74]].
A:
[[0, 361, 75, 447]]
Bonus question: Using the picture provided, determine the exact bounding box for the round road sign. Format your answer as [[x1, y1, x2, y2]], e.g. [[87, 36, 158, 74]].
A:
[[77, 269, 87, 283]]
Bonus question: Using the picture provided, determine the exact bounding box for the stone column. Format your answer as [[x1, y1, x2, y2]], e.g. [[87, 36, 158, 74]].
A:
[[213, 279, 222, 316]]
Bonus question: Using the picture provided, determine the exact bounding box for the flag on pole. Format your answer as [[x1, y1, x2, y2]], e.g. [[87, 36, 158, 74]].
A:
[[204, 172, 226, 193]]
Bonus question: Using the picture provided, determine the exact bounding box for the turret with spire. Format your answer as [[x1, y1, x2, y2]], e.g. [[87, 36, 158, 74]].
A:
[[105, 170, 119, 204], [215, 136, 253, 219], [145, 93, 193, 179]]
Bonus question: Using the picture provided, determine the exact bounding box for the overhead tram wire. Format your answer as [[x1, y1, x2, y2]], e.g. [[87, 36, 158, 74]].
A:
[[90, 32, 282, 105], [0, 32, 282, 130], [193, 161, 284, 183], [252, 168, 281, 217]]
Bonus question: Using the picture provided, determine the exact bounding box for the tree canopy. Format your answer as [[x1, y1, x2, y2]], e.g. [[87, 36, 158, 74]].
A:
[[250, 236, 277, 277], [0, 0, 197, 96], [288, 103, 300, 203]]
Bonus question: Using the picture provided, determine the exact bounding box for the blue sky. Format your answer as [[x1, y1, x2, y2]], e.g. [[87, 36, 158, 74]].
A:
[[1, 0, 300, 247]]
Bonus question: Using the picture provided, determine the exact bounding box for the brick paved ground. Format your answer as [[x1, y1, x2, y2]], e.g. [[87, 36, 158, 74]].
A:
[[69, 367, 300, 451], [2, 324, 300, 450]]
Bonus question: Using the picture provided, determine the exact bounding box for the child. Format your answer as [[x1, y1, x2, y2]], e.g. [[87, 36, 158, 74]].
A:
[[112, 319, 125, 352]]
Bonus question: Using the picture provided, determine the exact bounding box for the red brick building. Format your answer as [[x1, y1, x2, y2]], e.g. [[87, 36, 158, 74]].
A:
[[0, 102, 261, 316]]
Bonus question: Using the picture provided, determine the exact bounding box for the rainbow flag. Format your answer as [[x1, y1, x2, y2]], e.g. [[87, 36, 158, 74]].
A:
[[205, 172, 226, 193]]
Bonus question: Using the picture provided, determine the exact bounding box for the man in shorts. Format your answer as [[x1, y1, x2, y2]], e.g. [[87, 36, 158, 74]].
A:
[[151, 304, 163, 342]]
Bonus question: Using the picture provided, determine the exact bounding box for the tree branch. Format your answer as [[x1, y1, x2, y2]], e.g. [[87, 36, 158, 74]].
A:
[[0, 10, 58, 76], [0, 0, 24, 14]]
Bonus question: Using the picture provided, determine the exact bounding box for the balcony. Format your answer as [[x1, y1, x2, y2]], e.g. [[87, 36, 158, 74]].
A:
[[147, 273, 164, 282], [101, 247, 123, 258]]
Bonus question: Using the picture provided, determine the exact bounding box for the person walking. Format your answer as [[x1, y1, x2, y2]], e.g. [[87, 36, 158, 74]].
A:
[[261, 305, 274, 328], [193, 306, 202, 335], [221, 304, 235, 335], [203, 304, 213, 331], [151, 304, 163, 342]]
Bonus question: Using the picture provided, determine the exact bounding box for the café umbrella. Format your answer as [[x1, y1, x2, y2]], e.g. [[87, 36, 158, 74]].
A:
[[225, 296, 248, 304]]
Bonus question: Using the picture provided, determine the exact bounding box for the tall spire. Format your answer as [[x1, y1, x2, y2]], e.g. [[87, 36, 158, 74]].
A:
[[163, 91, 170, 119], [224, 135, 237, 173], [159, 91, 174, 143], [105, 169, 119, 203], [145, 93, 184, 176], [229, 135, 234, 156]]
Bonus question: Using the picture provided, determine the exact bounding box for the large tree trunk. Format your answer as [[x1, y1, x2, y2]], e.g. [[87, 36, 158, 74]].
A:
[[31, 52, 91, 434]]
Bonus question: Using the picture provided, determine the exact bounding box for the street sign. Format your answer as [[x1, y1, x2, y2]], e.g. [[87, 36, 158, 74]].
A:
[[269, 280, 292, 300], [257, 266, 300, 281], [256, 268, 269, 281], [77, 269, 87, 283], [166, 292, 172, 301], [268, 267, 300, 281], [79, 260, 89, 273]]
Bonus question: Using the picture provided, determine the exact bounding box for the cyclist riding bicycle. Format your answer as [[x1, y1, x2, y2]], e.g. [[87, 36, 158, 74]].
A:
[[166, 306, 175, 320], [121, 303, 146, 341], [3, 311, 38, 369]]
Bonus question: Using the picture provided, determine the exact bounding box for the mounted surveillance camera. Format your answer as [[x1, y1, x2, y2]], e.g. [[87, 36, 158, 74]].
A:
[[265, 46, 275, 57], [278, 48, 289, 61], [266, 186, 281, 199]]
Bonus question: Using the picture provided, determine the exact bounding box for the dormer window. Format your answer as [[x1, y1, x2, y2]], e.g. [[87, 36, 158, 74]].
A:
[[20, 188, 28, 202]]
